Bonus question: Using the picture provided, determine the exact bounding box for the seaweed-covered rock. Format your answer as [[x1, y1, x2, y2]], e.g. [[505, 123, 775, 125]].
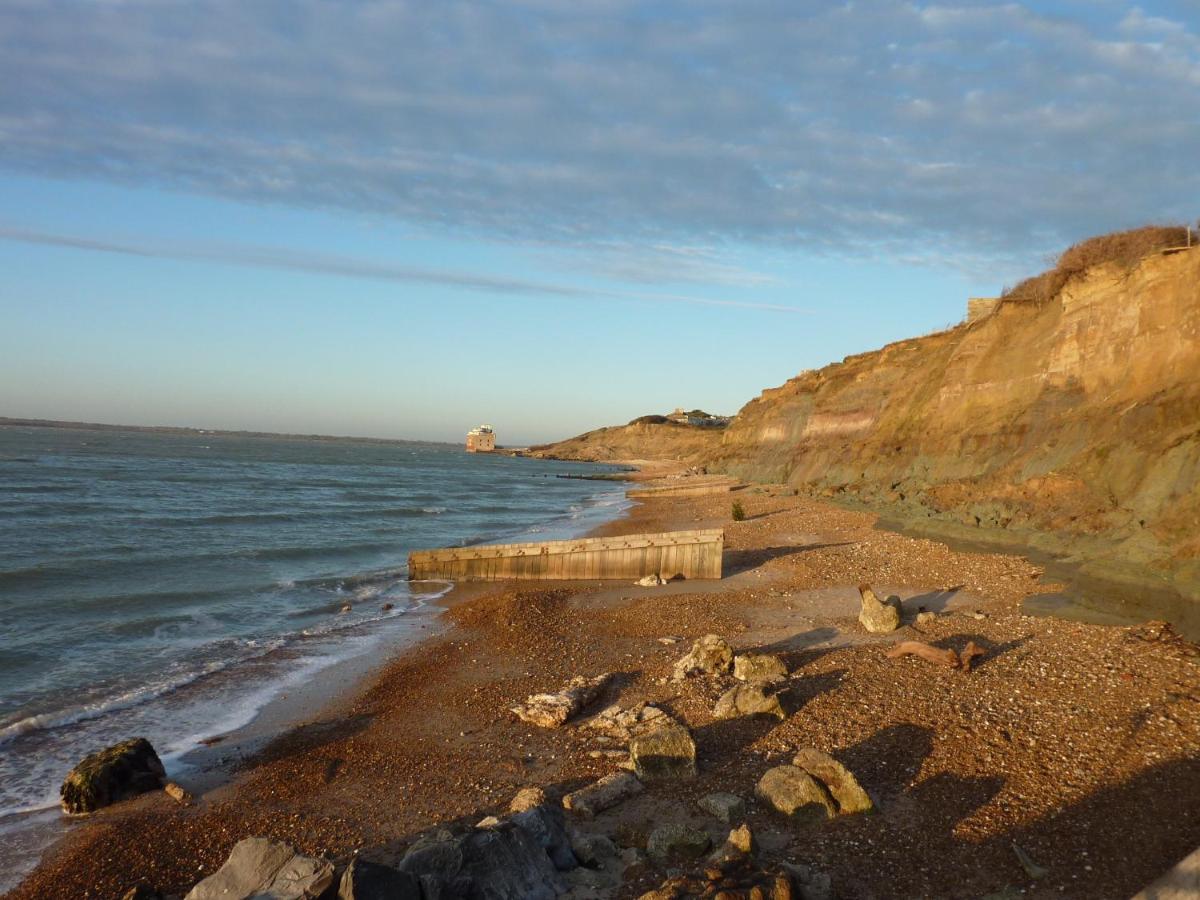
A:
[[60, 737, 166, 815]]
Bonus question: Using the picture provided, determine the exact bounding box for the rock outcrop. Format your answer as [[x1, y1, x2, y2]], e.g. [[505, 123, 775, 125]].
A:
[[60, 738, 166, 815]]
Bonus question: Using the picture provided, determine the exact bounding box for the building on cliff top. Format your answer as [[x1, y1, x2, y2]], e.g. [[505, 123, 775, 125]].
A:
[[466, 424, 495, 453]]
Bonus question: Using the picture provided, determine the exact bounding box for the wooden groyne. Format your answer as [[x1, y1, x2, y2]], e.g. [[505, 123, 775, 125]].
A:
[[627, 478, 741, 499], [408, 529, 723, 582]]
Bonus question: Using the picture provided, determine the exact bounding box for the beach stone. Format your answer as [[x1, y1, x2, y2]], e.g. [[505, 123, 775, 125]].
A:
[[708, 823, 756, 867], [163, 781, 192, 805], [337, 857, 421, 900], [698, 792, 746, 824], [646, 823, 711, 865], [476, 816, 502, 829], [713, 683, 786, 721], [457, 820, 567, 899], [733, 653, 788, 683], [570, 831, 617, 868], [60, 737, 166, 815], [509, 785, 547, 813], [630, 721, 697, 781], [511, 804, 578, 871], [857, 585, 900, 634], [563, 771, 644, 817], [791, 748, 873, 815], [121, 886, 162, 900], [672, 634, 734, 680], [637, 574, 664, 586], [755, 767, 836, 823], [511, 672, 614, 728], [184, 837, 334, 900], [915, 611, 937, 625]]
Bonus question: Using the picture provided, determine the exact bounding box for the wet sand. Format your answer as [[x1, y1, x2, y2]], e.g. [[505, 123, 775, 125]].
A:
[[9, 484, 1200, 899]]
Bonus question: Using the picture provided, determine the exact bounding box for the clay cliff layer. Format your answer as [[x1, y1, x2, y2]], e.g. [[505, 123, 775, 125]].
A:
[[709, 246, 1200, 613]]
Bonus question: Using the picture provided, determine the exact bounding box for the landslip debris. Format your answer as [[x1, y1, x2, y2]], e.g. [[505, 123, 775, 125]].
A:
[[510, 672, 614, 728]]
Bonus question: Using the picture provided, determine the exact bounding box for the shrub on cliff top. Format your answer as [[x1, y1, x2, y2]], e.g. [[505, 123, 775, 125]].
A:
[[1001, 224, 1191, 306]]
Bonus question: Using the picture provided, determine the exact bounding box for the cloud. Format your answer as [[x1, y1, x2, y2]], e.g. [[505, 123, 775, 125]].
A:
[[0, 224, 806, 313], [0, 1, 1196, 265]]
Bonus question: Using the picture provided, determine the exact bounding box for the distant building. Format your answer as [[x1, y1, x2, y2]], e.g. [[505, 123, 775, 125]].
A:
[[466, 424, 496, 453], [667, 407, 729, 428]]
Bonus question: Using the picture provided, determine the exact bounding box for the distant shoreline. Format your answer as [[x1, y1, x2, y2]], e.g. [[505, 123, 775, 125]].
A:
[[0, 417, 458, 448]]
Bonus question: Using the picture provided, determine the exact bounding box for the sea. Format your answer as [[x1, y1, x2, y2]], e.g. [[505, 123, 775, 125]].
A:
[[0, 425, 628, 889]]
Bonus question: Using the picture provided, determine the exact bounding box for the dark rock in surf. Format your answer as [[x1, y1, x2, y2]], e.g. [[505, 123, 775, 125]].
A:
[[60, 737, 166, 815]]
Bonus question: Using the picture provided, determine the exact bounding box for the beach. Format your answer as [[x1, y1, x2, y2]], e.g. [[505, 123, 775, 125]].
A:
[[9, 477, 1200, 899]]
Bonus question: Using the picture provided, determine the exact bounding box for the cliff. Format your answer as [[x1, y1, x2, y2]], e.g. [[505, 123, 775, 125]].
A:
[[708, 242, 1200, 615], [527, 421, 723, 465]]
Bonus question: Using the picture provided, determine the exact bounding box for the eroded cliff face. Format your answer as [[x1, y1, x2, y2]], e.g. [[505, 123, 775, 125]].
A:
[[710, 248, 1200, 604]]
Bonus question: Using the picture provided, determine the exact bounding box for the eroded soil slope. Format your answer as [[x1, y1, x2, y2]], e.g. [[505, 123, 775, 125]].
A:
[[710, 247, 1200, 613]]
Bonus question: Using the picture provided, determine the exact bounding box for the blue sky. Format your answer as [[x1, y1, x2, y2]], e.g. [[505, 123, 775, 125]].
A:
[[1, 1, 1197, 444]]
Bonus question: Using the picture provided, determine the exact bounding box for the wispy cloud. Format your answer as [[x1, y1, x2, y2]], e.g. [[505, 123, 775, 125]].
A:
[[0, 1, 1196, 264], [0, 225, 806, 313]]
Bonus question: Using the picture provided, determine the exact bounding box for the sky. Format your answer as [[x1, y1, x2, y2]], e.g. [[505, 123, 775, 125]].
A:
[[1, 1, 1197, 445]]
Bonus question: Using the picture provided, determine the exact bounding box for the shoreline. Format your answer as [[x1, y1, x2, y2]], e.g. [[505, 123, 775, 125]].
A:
[[9, 474, 1200, 899]]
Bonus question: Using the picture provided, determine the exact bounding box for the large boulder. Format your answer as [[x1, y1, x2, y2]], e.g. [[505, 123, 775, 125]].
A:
[[60, 737, 166, 815], [338, 858, 422, 900], [646, 823, 711, 865], [733, 653, 788, 683], [672, 634, 733, 680], [563, 771, 643, 818], [754, 766, 836, 824], [629, 722, 697, 781], [398, 831, 463, 884], [858, 585, 900, 633], [511, 673, 614, 728], [184, 838, 334, 900], [791, 748, 873, 815], [457, 820, 567, 900], [713, 683, 786, 721], [510, 805, 577, 871]]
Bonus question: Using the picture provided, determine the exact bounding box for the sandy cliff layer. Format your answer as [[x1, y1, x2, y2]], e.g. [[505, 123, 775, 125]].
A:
[[527, 421, 723, 465], [709, 247, 1200, 615]]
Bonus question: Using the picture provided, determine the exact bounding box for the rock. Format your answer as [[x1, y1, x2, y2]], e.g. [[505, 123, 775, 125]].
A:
[[672, 634, 734, 680], [915, 611, 937, 625], [713, 683, 786, 721], [563, 771, 644, 817], [733, 653, 788, 683], [398, 831, 463, 883], [646, 823, 711, 865], [337, 857, 422, 900], [791, 748, 873, 814], [60, 737, 166, 815], [457, 820, 567, 899], [781, 862, 833, 900], [569, 831, 617, 868], [511, 672, 614, 728], [509, 785, 547, 813], [476, 816, 502, 829], [698, 792, 746, 824], [584, 702, 669, 743], [709, 824, 755, 865], [511, 804, 578, 871], [630, 722, 697, 781], [340, 603, 352, 614], [1011, 841, 1048, 880], [637, 574, 665, 586], [754, 767, 836, 823], [121, 887, 162, 900], [163, 781, 192, 805], [657, 636, 683, 645], [381, 602, 395, 612], [857, 584, 900, 633], [184, 837, 334, 900]]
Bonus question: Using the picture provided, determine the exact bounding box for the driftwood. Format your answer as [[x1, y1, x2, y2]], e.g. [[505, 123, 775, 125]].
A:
[[886, 640, 986, 672]]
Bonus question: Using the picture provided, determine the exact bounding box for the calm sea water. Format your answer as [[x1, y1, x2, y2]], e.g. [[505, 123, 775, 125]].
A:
[[0, 425, 626, 877]]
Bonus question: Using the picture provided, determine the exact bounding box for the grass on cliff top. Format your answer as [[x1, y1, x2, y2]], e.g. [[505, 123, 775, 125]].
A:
[[1001, 224, 1193, 306]]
